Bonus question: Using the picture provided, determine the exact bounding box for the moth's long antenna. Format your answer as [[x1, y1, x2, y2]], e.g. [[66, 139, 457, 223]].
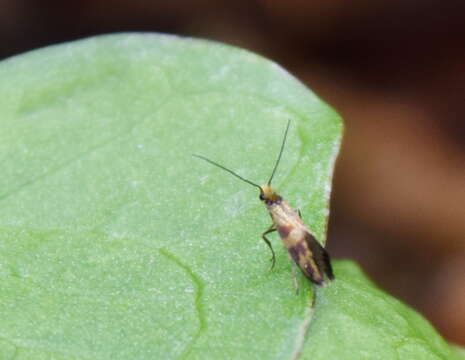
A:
[[193, 154, 261, 189], [267, 119, 291, 185]]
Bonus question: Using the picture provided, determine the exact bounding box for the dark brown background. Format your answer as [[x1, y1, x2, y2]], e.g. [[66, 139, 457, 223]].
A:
[[2, 0, 464, 345]]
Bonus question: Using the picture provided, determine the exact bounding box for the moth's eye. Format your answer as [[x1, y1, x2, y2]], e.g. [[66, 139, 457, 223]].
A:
[[259, 194, 265, 201]]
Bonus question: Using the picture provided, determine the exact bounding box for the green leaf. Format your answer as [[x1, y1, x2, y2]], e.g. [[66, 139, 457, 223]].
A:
[[301, 261, 460, 360], [453, 345, 465, 359], [0, 33, 457, 359]]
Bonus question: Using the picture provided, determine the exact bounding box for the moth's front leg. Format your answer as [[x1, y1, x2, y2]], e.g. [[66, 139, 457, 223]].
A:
[[261, 224, 277, 270]]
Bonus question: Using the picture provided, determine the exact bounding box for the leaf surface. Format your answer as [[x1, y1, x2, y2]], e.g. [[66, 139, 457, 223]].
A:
[[0, 33, 457, 359]]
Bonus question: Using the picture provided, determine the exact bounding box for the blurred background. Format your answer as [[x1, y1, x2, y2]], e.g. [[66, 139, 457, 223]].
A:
[[1, 0, 464, 345]]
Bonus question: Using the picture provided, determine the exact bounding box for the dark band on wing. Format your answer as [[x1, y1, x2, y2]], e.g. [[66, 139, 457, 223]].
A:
[[304, 232, 335, 282]]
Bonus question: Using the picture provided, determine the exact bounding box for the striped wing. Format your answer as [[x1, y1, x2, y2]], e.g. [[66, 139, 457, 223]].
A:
[[288, 231, 334, 285]]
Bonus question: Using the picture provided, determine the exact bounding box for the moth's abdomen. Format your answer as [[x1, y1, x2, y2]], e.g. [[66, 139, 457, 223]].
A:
[[282, 227, 334, 285], [268, 201, 334, 285], [304, 232, 334, 284]]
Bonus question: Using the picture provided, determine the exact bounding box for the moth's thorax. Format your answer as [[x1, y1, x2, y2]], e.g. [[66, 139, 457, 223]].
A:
[[259, 185, 303, 229], [267, 199, 302, 228]]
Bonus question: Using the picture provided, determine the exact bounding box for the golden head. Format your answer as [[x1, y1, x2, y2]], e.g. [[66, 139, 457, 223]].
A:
[[259, 185, 282, 205]]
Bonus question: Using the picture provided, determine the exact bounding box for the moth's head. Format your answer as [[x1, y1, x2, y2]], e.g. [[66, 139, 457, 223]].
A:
[[259, 185, 281, 205]]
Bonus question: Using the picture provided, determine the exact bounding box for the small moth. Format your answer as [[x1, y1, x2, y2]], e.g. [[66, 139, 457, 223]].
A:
[[194, 120, 334, 286]]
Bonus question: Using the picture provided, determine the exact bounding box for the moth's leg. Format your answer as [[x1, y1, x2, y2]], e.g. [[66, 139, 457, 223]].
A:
[[288, 254, 300, 294], [261, 225, 277, 270]]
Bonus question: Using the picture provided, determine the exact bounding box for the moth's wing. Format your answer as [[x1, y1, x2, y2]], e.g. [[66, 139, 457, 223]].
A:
[[304, 232, 335, 283]]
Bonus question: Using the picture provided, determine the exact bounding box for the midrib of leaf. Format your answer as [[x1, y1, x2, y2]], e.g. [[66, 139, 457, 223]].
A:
[[289, 294, 316, 360]]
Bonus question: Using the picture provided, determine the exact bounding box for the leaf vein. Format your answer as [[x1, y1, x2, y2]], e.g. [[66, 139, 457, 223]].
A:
[[289, 292, 316, 360], [158, 248, 206, 359]]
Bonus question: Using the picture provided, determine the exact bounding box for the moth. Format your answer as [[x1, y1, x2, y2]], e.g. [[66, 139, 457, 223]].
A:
[[194, 120, 334, 286]]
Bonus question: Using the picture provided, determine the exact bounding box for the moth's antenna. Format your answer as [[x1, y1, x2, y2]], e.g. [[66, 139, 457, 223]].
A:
[[193, 154, 261, 189], [267, 120, 291, 185]]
